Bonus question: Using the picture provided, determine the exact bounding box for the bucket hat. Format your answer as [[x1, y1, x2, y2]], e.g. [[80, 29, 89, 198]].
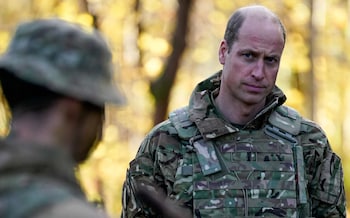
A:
[[0, 19, 125, 106]]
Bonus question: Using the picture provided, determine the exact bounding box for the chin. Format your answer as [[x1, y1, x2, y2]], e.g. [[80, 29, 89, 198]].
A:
[[243, 97, 266, 107]]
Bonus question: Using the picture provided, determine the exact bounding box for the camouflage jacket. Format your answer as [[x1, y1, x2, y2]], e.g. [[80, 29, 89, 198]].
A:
[[122, 71, 346, 217], [0, 139, 108, 218]]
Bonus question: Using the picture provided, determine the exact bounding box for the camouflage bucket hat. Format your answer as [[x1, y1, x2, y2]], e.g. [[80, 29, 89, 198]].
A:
[[0, 19, 125, 107]]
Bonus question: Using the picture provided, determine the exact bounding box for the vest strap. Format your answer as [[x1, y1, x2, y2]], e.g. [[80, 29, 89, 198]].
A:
[[265, 106, 307, 206]]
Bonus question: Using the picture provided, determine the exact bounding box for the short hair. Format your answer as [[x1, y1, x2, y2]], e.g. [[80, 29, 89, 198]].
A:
[[223, 9, 286, 52], [223, 10, 245, 52], [0, 69, 104, 117], [0, 69, 62, 113]]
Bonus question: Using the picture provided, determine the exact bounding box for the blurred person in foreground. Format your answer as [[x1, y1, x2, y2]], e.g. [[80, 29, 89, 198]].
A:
[[0, 19, 124, 218], [121, 5, 346, 218]]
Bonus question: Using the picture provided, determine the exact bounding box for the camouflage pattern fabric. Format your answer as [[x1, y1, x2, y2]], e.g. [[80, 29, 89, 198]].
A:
[[122, 71, 346, 218], [0, 139, 104, 218]]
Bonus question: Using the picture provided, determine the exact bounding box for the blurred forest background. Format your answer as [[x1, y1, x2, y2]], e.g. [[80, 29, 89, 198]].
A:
[[0, 0, 349, 216]]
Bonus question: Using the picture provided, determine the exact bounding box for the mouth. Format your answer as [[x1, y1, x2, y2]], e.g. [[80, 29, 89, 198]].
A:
[[244, 83, 265, 93]]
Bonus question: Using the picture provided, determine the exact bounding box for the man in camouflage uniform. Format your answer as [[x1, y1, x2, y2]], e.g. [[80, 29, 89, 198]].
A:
[[122, 5, 346, 218], [0, 19, 124, 217]]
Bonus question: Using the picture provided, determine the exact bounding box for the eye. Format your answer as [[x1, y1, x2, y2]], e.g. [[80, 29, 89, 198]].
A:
[[242, 52, 254, 59], [265, 56, 279, 64]]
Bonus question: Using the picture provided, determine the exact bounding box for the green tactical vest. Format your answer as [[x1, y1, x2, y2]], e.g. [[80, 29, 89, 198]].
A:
[[169, 106, 311, 218]]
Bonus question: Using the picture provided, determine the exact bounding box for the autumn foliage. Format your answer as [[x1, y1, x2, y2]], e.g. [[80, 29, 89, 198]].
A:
[[0, 0, 349, 217]]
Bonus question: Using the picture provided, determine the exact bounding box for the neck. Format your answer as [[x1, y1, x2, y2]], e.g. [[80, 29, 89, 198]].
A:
[[214, 95, 265, 125], [8, 103, 76, 149]]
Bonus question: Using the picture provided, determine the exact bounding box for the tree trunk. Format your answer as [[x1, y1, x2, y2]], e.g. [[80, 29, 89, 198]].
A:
[[307, 0, 316, 119], [150, 0, 194, 125]]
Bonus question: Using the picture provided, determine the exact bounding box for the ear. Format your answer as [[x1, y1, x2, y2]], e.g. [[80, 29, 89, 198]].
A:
[[218, 40, 228, 65]]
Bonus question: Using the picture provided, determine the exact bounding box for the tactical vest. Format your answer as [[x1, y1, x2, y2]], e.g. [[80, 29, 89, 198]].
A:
[[169, 106, 311, 218]]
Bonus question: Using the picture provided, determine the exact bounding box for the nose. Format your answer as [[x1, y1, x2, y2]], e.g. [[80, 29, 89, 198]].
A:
[[251, 59, 264, 80]]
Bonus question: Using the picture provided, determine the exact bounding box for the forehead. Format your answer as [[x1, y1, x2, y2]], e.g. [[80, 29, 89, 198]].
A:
[[241, 13, 283, 39], [236, 15, 285, 51]]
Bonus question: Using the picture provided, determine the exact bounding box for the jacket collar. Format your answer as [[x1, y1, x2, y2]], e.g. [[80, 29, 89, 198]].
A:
[[188, 71, 286, 140]]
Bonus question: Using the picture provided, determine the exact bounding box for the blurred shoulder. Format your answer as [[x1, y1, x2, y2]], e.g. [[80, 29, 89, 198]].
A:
[[33, 198, 108, 218]]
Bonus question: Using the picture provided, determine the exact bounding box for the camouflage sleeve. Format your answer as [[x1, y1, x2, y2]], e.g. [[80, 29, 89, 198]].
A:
[[301, 120, 346, 217], [121, 134, 160, 218], [121, 121, 182, 218]]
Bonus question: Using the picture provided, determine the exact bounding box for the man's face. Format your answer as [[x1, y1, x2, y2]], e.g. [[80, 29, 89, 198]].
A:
[[218, 15, 285, 107]]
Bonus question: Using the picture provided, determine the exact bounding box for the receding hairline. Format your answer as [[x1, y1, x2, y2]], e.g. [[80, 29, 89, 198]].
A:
[[236, 5, 286, 42], [237, 5, 277, 16], [242, 5, 280, 22]]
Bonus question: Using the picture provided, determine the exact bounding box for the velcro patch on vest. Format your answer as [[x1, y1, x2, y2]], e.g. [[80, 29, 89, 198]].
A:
[[193, 139, 222, 176]]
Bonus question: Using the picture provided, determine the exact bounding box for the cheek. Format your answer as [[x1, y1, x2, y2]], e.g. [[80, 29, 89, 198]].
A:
[[267, 70, 278, 82], [87, 116, 103, 142], [94, 122, 103, 142], [77, 114, 104, 161], [223, 62, 247, 82]]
